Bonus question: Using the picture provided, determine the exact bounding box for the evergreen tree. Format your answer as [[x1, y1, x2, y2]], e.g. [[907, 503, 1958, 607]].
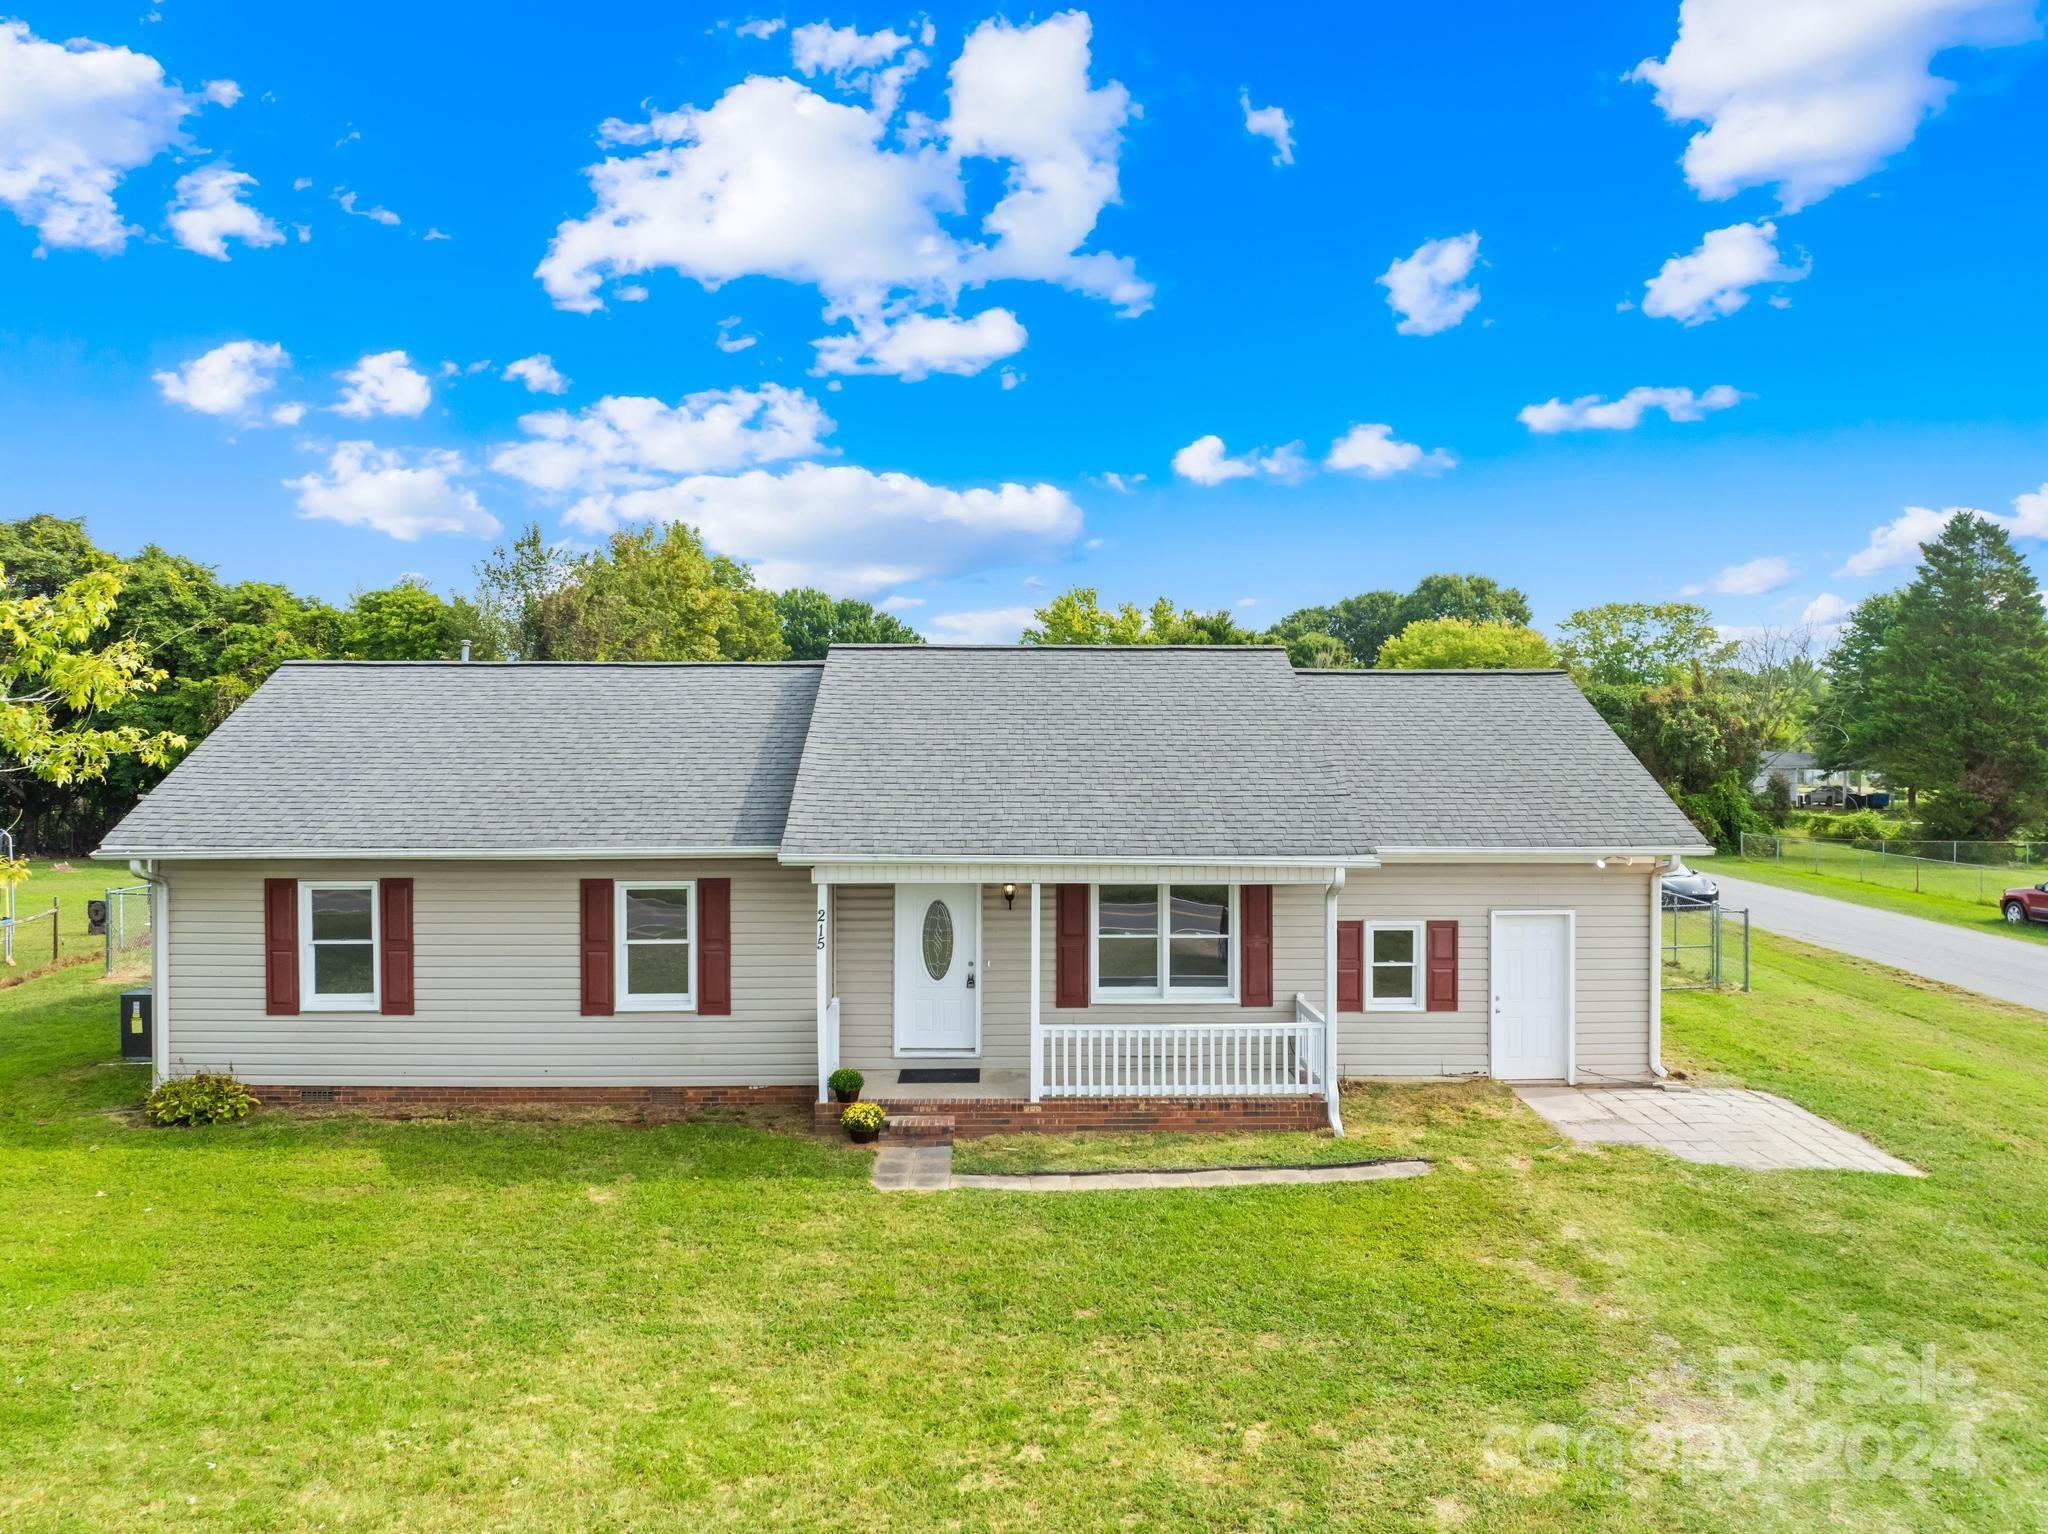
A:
[[1861, 515, 2048, 837]]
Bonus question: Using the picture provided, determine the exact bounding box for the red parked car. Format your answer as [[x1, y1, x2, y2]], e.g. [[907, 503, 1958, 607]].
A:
[[2001, 882, 2048, 925]]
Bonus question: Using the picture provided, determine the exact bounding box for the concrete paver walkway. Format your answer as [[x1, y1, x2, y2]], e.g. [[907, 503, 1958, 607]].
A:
[[1716, 872, 2048, 1013], [868, 1143, 1432, 1192], [1515, 1085, 1921, 1175]]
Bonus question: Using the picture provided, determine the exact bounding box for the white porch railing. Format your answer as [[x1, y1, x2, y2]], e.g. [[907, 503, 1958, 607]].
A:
[[1040, 1021, 1328, 1098]]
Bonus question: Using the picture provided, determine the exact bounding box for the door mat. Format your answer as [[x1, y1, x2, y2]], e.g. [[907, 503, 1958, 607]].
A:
[[897, 1068, 980, 1084]]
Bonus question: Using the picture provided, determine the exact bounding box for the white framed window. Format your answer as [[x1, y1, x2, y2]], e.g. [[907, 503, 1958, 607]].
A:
[[1092, 882, 1236, 1002], [301, 881, 379, 1011], [616, 881, 696, 1011], [1367, 921, 1424, 1011]]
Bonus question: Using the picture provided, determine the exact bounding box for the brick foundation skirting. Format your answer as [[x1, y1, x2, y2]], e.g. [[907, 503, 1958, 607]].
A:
[[251, 1083, 815, 1120], [814, 1095, 1330, 1138]]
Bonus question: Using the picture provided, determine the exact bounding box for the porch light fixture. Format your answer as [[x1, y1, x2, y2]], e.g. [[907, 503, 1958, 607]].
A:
[[1002, 882, 1017, 909]]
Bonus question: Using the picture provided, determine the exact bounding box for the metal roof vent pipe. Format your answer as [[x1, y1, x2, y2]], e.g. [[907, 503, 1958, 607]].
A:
[[460, 641, 471, 664]]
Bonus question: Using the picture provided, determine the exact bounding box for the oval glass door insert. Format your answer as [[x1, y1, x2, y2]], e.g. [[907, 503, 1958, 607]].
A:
[[921, 900, 955, 981]]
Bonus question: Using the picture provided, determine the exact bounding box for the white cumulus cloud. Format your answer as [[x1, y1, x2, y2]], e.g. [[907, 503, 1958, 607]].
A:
[[0, 18, 232, 253], [1837, 486, 2048, 575], [491, 383, 834, 499], [1240, 90, 1294, 165], [1629, 0, 2038, 210], [502, 354, 568, 395], [1378, 232, 1481, 336], [812, 306, 1026, 380], [1801, 592, 1850, 626], [1682, 555, 1794, 596], [560, 462, 1082, 594], [288, 443, 501, 541], [928, 604, 1038, 644], [165, 162, 281, 259], [536, 13, 1146, 381], [790, 20, 925, 116], [154, 339, 290, 417], [334, 350, 432, 418], [1171, 434, 1309, 487], [1518, 384, 1743, 433], [1325, 423, 1456, 478], [1643, 220, 1808, 325]]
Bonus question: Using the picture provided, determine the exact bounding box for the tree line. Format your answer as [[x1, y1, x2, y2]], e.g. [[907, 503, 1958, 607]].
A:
[[3, 508, 2042, 854]]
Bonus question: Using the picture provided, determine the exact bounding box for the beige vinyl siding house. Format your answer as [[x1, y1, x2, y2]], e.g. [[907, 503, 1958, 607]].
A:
[[100, 647, 1709, 1132]]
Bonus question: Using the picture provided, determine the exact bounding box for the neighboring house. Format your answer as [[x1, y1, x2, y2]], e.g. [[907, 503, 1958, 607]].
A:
[[99, 647, 1710, 1133], [1752, 749, 1819, 795]]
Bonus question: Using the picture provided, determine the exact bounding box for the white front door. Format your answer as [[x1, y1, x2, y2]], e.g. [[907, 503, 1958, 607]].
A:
[[1492, 912, 1573, 1081], [895, 884, 979, 1054]]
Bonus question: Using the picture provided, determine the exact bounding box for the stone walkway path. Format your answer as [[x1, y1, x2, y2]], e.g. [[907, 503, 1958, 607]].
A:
[[870, 1143, 1431, 1192], [1514, 1085, 1921, 1175]]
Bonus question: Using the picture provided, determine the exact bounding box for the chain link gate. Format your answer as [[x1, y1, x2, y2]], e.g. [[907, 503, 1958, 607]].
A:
[[1661, 895, 1750, 991]]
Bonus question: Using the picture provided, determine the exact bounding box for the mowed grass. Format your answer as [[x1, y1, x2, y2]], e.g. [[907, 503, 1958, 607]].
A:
[[2, 939, 2045, 1531], [0, 858, 148, 980], [1726, 855, 2048, 945]]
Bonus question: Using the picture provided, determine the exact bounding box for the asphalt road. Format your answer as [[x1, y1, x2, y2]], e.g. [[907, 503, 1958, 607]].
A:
[[1714, 873, 2048, 1013]]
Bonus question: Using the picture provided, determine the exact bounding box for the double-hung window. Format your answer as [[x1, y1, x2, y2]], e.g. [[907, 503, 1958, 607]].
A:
[[1367, 921, 1424, 1010], [300, 881, 379, 1011], [616, 881, 696, 1010], [1093, 883, 1235, 1001]]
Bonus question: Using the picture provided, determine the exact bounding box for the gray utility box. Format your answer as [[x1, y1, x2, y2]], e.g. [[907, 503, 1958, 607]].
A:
[[119, 988, 153, 1062]]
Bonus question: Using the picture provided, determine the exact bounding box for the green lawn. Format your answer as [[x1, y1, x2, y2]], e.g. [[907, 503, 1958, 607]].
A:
[[0, 858, 147, 981], [2, 939, 2044, 1530], [1724, 855, 2048, 945]]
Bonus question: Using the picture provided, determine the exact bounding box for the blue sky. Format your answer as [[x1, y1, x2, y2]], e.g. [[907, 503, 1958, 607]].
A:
[[3, 0, 2044, 642]]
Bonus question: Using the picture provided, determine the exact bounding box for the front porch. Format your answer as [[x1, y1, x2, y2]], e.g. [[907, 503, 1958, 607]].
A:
[[807, 869, 1344, 1131]]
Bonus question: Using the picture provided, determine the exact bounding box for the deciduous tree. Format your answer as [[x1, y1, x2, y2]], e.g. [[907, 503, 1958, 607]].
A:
[[1375, 617, 1557, 669]]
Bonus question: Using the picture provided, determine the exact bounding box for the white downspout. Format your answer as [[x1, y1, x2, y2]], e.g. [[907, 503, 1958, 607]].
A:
[[1324, 867, 1345, 1136], [1028, 881, 1043, 1103], [131, 858, 169, 1087], [814, 879, 832, 1104], [1648, 857, 1668, 1079]]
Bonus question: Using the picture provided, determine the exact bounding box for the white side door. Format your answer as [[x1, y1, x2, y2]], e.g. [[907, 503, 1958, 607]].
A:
[[895, 884, 979, 1054], [1491, 912, 1573, 1081]]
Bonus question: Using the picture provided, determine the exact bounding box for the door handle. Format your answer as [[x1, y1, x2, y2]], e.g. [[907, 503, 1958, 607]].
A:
[[966, 959, 976, 990]]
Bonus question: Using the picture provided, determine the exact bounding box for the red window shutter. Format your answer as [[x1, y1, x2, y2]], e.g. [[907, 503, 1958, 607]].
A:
[[1055, 883, 1090, 1008], [1240, 884, 1274, 1007], [580, 878, 614, 1017], [1336, 919, 1363, 1014], [263, 878, 299, 1016], [379, 878, 415, 1016], [1426, 919, 1459, 1012], [698, 877, 732, 1015]]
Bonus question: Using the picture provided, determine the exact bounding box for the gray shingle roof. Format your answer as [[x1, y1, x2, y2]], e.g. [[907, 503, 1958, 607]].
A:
[[1301, 668, 1710, 851], [100, 649, 1708, 861], [780, 646, 1363, 861], [98, 662, 822, 857]]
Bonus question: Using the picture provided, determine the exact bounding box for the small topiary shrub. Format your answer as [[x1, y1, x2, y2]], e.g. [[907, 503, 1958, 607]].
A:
[[827, 1067, 864, 1102], [146, 1072, 260, 1127], [840, 1100, 886, 1141]]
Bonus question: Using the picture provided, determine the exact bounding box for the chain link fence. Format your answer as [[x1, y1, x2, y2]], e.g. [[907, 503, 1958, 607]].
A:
[[1661, 896, 1750, 991], [1741, 832, 2037, 903], [101, 883, 152, 980]]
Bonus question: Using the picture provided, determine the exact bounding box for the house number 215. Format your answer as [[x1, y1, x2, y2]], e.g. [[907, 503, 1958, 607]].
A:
[[817, 908, 827, 950]]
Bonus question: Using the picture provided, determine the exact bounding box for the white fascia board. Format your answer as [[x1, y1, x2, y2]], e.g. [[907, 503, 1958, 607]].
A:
[[1370, 847, 1708, 864], [94, 845, 784, 862]]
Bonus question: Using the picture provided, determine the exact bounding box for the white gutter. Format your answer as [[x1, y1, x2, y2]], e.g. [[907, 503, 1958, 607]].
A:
[[1324, 867, 1345, 1136], [95, 845, 784, 862], [1648, 856, 1669, 1078], [130, 858, 170, 1087], [783, 852, 1380, 870]]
